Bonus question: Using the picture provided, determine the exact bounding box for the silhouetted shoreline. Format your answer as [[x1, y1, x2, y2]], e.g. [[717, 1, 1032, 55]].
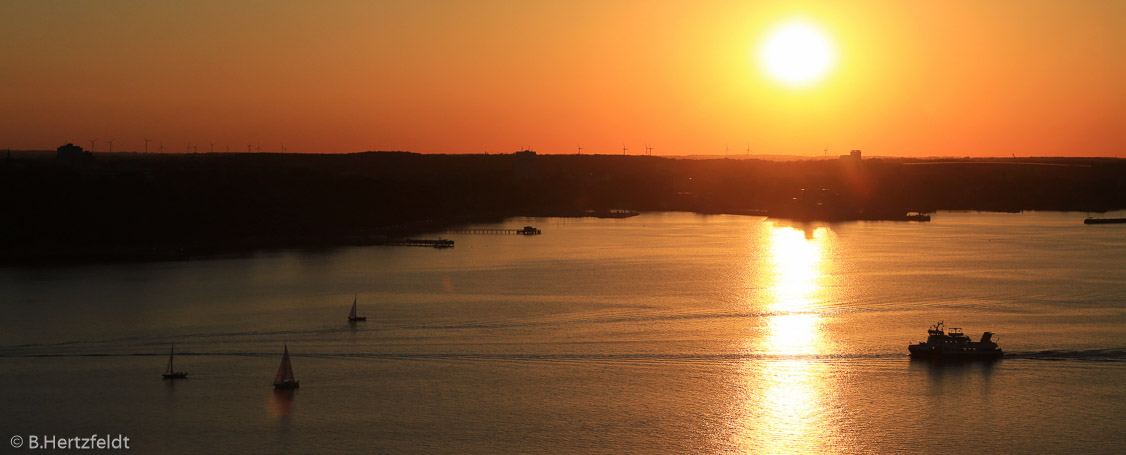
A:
[[2, 150, 1123, 265]]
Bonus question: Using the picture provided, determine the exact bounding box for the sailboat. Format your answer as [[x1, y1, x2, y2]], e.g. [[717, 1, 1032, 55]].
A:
[[348, 295, 367, 322], [162, 343, 188, 379], [273, 344, 300, 389]]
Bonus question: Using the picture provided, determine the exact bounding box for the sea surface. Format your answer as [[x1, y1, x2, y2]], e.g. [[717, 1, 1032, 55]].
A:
[[1, 211, 1124, 454]]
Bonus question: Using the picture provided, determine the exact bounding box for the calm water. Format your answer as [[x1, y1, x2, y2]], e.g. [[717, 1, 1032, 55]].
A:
[[1, 211, 1124, 454]]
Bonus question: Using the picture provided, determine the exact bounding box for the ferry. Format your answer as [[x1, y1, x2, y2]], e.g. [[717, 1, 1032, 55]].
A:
[[908, 321, 1003, 359]]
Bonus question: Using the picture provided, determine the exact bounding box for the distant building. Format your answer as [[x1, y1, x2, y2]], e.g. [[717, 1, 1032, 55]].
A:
[[839, 149, 862, 162], [56, 144, 85, 163], [514, 149, 537, 180], [56, 143, 96, 168]]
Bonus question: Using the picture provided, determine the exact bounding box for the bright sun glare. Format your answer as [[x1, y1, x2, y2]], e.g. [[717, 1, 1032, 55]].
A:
[[759, 20, 836, 86]]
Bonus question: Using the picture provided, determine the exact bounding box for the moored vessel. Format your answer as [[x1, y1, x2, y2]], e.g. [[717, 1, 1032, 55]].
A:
[[1084, 216, 1126, 224], [908, 321, 1002, 359]]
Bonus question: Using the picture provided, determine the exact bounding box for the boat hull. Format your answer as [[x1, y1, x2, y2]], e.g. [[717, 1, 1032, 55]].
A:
[[348, 317, 366, 322], [162, 372, 188, 379], [273, 380, 300, 389], [908, 345, 1003, 359]]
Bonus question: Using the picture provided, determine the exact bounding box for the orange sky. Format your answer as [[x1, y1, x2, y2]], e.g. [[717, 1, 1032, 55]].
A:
[[1, 0, 1123, 157]]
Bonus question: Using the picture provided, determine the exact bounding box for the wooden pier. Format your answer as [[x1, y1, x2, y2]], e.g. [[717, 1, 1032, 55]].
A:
[[382, 239, 455, 248], [448, 226, 541, 235]]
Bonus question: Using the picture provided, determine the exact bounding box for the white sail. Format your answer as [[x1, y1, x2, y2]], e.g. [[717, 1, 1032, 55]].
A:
[[274, 345, 294, 383]]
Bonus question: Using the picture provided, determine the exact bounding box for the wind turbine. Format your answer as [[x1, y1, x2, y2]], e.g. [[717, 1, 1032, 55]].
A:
[[144, 137, 151, 154], [209, 142, 214, 154], [89, 139, 96, 152], [159, 142, 164, 153], [107, 138, 115, 153], [577, 144, 583, 155], [622, 144, 628, 155]]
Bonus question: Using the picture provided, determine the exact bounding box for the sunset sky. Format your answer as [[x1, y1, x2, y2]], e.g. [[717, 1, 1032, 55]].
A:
[[2, 0, 1123, 157]]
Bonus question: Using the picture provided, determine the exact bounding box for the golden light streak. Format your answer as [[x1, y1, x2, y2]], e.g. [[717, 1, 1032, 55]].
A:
[[734, 225, 834, 453]]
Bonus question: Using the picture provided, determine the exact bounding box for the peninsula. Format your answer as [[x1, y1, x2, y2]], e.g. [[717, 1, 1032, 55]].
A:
[[2, 149, 1123, 264]]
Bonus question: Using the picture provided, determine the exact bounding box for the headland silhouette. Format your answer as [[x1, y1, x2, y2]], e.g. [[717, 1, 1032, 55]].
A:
[[2, 147, 1123, 264]]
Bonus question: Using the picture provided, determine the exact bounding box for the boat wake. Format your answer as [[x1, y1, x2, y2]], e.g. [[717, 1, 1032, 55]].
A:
[[4, 349, 1126, 364], [1003, 349, 1126, 362]]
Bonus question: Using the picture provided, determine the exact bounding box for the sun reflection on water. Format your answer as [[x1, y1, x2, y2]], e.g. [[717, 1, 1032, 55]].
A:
[[734, 224, 837, 453], [760, 225, 830, 355], [769, 225, 826, 312]]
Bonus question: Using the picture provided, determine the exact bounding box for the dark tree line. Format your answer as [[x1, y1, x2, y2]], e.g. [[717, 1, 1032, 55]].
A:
[[2, 151, 1123, 263]]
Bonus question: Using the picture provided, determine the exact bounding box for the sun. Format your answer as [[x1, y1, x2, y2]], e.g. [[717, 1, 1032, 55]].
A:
[[759, 20, 836, 87]]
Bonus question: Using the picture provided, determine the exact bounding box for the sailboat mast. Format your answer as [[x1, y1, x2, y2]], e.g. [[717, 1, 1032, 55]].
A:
[[167, 344, 175, 374]]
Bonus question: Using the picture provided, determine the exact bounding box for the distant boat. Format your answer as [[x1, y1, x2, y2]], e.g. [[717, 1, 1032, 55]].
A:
[[904, 212, 932, 222], [162, 343, 188, 379], [348, 295, 367, 322], [908, 321, 1003, 359], [273, 344, 300, 389], [1084, 216, 1126, 224]]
